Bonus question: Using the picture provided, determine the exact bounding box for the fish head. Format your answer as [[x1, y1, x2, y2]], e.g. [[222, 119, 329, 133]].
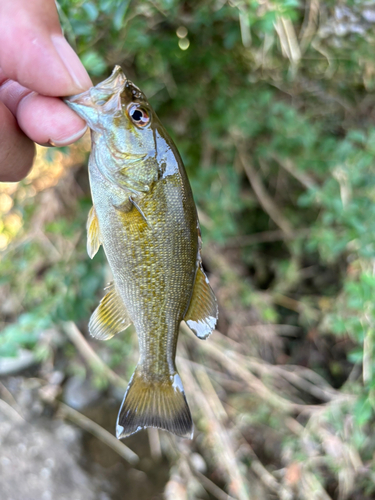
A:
[[64, 66, 157, 159]]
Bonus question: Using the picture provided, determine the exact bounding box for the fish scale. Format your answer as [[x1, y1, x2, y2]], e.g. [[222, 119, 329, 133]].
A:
[[65, 66, 218, 439]]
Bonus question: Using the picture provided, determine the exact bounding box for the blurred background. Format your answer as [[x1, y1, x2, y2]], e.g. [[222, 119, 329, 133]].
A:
[[1, 1, 375, 499]]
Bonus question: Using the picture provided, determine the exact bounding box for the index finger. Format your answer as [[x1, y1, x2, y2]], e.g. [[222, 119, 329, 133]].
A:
[[0, 0, 92, 96]]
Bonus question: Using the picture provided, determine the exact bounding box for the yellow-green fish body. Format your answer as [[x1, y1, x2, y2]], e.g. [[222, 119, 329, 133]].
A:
[[65, 67, 217, 439]]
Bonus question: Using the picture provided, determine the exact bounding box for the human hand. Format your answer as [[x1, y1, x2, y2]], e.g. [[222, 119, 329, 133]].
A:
[[0, 0, 92, 182]]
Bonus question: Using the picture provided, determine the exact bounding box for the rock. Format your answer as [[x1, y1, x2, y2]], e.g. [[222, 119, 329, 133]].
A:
[[0, 412, 113, 500], [63, 375, 102, 410], [0, 349, 36, 376]]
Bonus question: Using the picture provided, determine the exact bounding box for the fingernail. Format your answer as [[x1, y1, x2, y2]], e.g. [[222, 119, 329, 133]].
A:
[[49, 124, 88, 147], [51, 35, 92, 92]]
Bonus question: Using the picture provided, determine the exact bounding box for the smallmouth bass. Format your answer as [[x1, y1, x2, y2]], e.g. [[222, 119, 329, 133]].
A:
[[65, 66, 218, 439]]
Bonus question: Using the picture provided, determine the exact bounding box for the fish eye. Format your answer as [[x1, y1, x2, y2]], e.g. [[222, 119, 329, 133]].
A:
[[128, 105, 150, 127]]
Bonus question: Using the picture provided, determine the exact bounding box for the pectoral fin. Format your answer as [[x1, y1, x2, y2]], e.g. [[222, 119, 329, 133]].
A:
[[89, 282, 132, 340], [184, 266, 218, 340], [87, 206, 102, 259], [113, 197, 149, 226], [129, 196, 149, 225]]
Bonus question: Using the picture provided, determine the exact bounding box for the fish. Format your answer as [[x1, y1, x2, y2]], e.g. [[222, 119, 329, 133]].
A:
[[64, 66, 218, 440]]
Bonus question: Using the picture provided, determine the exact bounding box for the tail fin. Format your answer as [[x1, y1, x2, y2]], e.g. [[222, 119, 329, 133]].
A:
[[116, 367, 193, 439]]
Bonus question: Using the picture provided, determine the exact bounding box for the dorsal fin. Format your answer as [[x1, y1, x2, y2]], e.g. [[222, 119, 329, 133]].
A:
[[87, 206, 102, 259], [184, 266, 218, 340], [89, 283, 132, 340]]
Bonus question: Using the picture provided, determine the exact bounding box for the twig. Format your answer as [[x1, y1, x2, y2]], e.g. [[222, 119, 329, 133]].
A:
[[197, 207, 214, 229], [58, 402, 139, 465], [272, 154, 317, 190], [236, 147, 294, 237], [362, 314, 373, 385], [177, 357, 246, 392], [239, 7, 251, 48], [265, 365, 339, 402], [192, 361, 294, 499], [209, 330, 351, 403], [299, 0, 320, 53], [190, 466, 237, 500], [284, 416, 305, 436], [222, 228, 310, 249], [237, 440, 292, 499], [181, 323, 319, 413], [0, 398, 26, 423], [300, 469, 333, 500], [0, 349, 37, 376], [273, 293, 317, 314], [274, 16, 301, 65], [274, 324, 302, 337], [0, 381, 25, 416], [148, 427, 162, 460], [223, 229, 285, 248], [179, 356, 251, 500], [62, 322, 128, 389], [201, 342, 332, 403]]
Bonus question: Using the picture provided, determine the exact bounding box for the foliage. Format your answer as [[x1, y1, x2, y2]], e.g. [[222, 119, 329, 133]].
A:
[[2, 0, 375, 498]]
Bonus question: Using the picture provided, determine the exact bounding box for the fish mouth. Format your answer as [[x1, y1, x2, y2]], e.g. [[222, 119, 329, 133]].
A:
[[64, 65, 127, 126]]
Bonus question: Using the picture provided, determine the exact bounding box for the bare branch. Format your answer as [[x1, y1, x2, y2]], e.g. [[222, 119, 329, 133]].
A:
[[63, 322, 128, 389], [58, 402, 139, 465], [236, 147, 294, 237], [222, 228, 310, 249], [273, 154, 317, 190]]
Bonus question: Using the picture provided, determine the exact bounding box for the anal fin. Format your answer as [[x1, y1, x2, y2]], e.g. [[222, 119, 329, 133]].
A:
[[87, 206, 102, 259], [89, 282, 132, 340], [184, 266, 218, 340]]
